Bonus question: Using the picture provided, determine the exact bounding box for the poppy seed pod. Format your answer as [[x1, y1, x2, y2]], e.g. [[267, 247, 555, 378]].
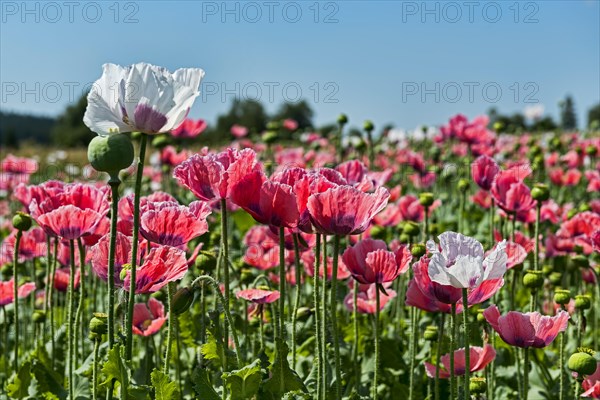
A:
[[574, 295, 592, 310], [531, 183, 550, 202], [554, 289, 571, 305], [523, 270, 544, 290], [337, 113, 348, 125], [579, 203, 591, 212], [411, 243, 427, 258], [423, 325, 438, 341], [566, 209, 579, 220], [33, 310, 46, 324], [89, 313, 108, 336], [171, 287, 194, 315], [549, 272, 563, 286], [363, 120, 374, 132], [403, 221, 420, 237], [87, 134, 134, 180], [195, 251, 217, 272], [585, 145, 598, 156], [493, 121, 504, 132], [295, 307, 312, 321], [419, 192, 435, 207], [369, 226, 387, 240], [262, 131, 278, 144], [476, 309, 486, 323], [12, 212, 32, 231], [568, 350, 597, 376], [457, 178, 470, 193], [470, 378, 487, 395]]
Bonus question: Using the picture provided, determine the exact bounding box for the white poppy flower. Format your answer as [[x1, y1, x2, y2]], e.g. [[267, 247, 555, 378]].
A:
[[84, 63, 205, 136], [427, 231, 507, 289]]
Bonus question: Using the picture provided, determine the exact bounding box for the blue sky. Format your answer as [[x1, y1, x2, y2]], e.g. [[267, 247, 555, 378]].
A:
[[1, 0, 599, 131]]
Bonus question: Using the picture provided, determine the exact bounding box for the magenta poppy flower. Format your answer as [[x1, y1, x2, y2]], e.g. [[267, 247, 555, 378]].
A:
[[582, 362, 600, 398], [555, 211, 600, 254], [307, 186, 389, 236], [230, 124, 249, 138], [160, 146, 191, 167], [123, 245, 188, 294], [342, 238, 411, 286], [173, 148, 260, 202], [424, 344, 496, 378], [585, 170, 600, 193], [54, 267, 80, 292], [236, 288, 280, 304], [140, 200, 211, 246], [343, 282, 396, 314], [302, 250, 351, 281], [491, 165, 536, 215], [13, 180, 65, 208], [89, 232, 133, 286], [231, 170, 300, 228], [0, 279, 36, 306], [472, 155, 499, 191], [483, 305, 569, 348], [592, 230, 600, 253], [549, 168, 582, 187], [170, 118, 207, 139], [243, 225, 280, 270], [132, 297, 167, 336], [1, 227, 47, 263], [293, 170, 343, 232]]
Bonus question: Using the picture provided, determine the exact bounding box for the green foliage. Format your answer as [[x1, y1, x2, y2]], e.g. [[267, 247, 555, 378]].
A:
[[151, 369, 180, 400], [191, 367, 221, 400], [0, 111, 55, 147], [222, 359, 263, 400], [100, 344, 129, 392], [7, 361, 32, 399], [272, 100, 314, 130], [263, 343, 308, 399], [559, 95, 577, 130], [588, 102, 600, 128]]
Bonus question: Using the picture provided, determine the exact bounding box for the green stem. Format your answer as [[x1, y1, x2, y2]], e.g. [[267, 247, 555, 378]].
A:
[[489, 199, 495, 248], [126, 132, 147, 361], [49, 237, 57, 364], [353, 282, 360, 393], [278, 227, 287, 396], [450, 303, 456, 399], [574, 379, 582, 400], [560, 331, 565, 400], [164, 282, 175, 374], [408, 306, 417, 400], [435, 313, 445, 400], [462, 288, 470, 400], [321, 235, 328, 399], [373, 286, 380, 400], [220, 198, 230, 372], [314, 234, 323, 400], [291, 233, 302, 368], [107, 180, 120, 348], [331, 235, 342, 399], [523, 348, 529, 400], [92, 339, 100, 400], [68, 240, 76, 399], [12, 230, 22, 373], [75, 239, 86, 365]]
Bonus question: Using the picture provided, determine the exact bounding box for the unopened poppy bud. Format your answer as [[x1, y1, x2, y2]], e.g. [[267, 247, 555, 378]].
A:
[[363, 120, 374, 132], [575, 295, 592, 310], [549, 272, 563, 286], [531, 184, 550, 202], [337, 113, 348, 125], [262, 131, 278, 144], [554, 289, 571, 305], [411, 243, 426, 258], [572, 255, 589, 268], [585, 145, 597, 156], [493, 121, 504, 132], [542, 264, 553, 276], [550, 137, 561, 150], [399, 233, 411, 244], [523, 270, 544, 290], [1, 264, 12, 280], [171, 287, 194, 315], [403, 221, 420, 237], [457, 179, 469, 193], [476, 309, 486, 323], [423, 325, 438, 341], [119, 264, 131, 282], [369, 225, 387, 240], [295, 307, 312, 321], [568, 349, 597, 376], [33, 310, 46, 324], [419, 192, 435, 207], [12, 212, 32, 231], [430, 147, 441, 162], [470, 377, 487, 394], [88, 134, 135, 180], [89, 313, 108, 336], [195, 251, 217, 272]]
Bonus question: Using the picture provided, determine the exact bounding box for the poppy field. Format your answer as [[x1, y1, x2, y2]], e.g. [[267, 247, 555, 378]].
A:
[[0, 62, 599, 400]]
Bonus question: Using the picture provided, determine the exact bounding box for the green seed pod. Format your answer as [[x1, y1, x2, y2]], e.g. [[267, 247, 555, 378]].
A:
[[579, 203, 591, 212], [554, 289, 571, 305], [523, 270, 544, 290], [469, 377, 487, 395], [89, 313, 108, 336], [399, 233, 411, 244], [542, 264, 553, 276], [411, 243, 426, 258], [151, 134, 170, 149], [575, 295, 592, 310], [355, 139, 367, 151], [262, 131, 278, 144], [403, 221, 420, 237], [195, 251, 217, 272], [457, 178, 469, 193], [369, 225, 387, 240], [363, 120, 374, 132], [476, 309, 486, 323], [572, 255, 589, 269], [33, 310, 46, 324], [171, 287, 194, 315], [12, 212, 32, 231], [88, 134, 135, 180], [295, 307, 312, 321], [423, 325, 438, 341], [531, 183, 550, 202], [337, 114, 348, 125], [567, 351, 597, 376], [585, 145, 598, 156], [419, 192, 435, 207], [549, 272, 563, 286]]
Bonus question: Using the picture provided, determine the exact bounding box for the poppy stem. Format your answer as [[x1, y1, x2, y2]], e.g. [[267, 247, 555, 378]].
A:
[[574, 378, 582, 400], [321, 235, 328, 398], [220, 198, 231, 371], [331, 235, 342, 399], [259, 307, 265, 352], [126, 132, 147, 361], [408, 306, 417, 400], [435, 313, 445, 400], [523, 348, 529, 400], [12, 229, 22, 373], [49, 237, 57, 364], [67, 239, 76, 400], [559, 331, 565, 400], [489, 199, 495, 248], [450, 303, 456, 399], [75, 238, 86, 365], [314, 233, 323, 400], [44, 235, 51, 341], [107, 180, 120, 348], [92, 337, 100, 400], [462, 288, 470, 400], [373, 285, 380, 400], [353, 281, 360, 393], [291, 233, 302, 368], [278, 227, 286, 344], [164, 282, 174, 374]]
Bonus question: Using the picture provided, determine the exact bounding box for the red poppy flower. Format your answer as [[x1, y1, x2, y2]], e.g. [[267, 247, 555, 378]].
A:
[[582, 362, 600, 398], [132, 297, 167, 336], [472, 155, 499, 191], [89, 232, 133, 287], [472, 189, 492, 209], [555, 211, 600, 254], [13, 180, 65, 208], [1, 227, 46, 263], [0, 279, 36, 306], [170, 118, 207, 139], [342, 238, 411, 285], [549, 168, 582, 186], [307, 186, 389, 236], [294, 170, 341, 232], [491, 165, 536, 215], [53, 267, 80, 292], [343, 282, 396, 314], [140, 200, 211, 246], [302, 250, 351, 281], [243, 225, 280, 270], [123, 245, 188, 294], [236, 288, 280, 304], [424, 344, 496, 378], [483, 305, 569, 348]]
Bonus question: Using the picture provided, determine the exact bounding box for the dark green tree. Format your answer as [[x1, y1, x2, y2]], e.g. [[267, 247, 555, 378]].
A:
[[559, 95, 577, 130], [207, 99, 268, 141], [51, 94, 96, 147], [272, 100, 314, 130], [587, 103, 600, 129]]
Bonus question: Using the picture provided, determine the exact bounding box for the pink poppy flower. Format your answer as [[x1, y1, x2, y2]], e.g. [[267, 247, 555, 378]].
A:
[[307, 186, 389, 236], [582, 362, 600, 398], [230, 124, 249, 138], [123, 245, 188, 294], [160, 146, 191, 167], [424, 344, 496, 378], [54, 267, 80, 292], [302, 250, 351, 281], [243, 225, 280, 270], [13, 180, 65, 208], [174, 148, 260, 202], [406, 277, 453, 313], [472, 155, 499, 191], [549, 168, 582, 186], [282, 119, 299, 131], [1, 227, 47, 263], [140, 200, 211, 246], [483, 305, 569, 348], [89, 232, 133, 287], [491, 241, 527, 270], [236, 289, 280, 304], [342, 238, 411, 285], [119, 191, 177, 224], [1, 154, 38, 175], [132, 297, 167, 336], [231, 170, 299, 228], [585, 170, 600, 193], [555, 212, 600, 254], [0, 279, 36, 306], [343, 282, 396, 314], [592, 230, 600, 253], [335, 160, 373, 191], [491, 165, 536, 215], [472, 189, 492, 209], [170, 118, 207, 139]]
